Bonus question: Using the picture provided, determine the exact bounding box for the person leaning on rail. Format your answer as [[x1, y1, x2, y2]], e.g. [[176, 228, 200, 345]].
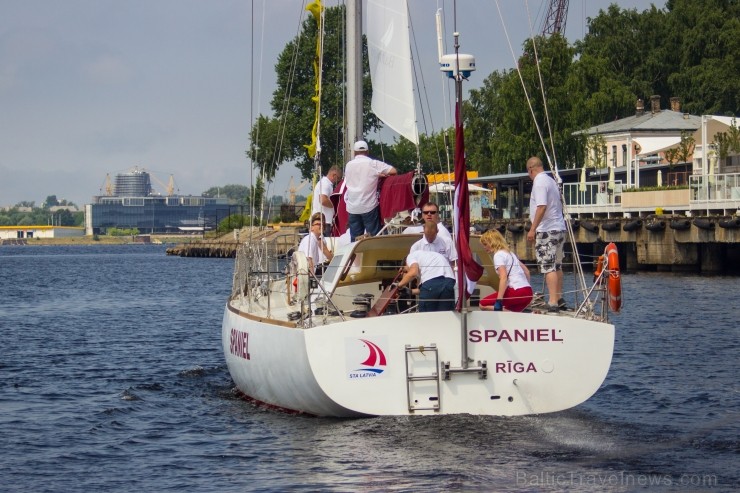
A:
[[344, 140, 397, 241], [393, 250, 455, 312]]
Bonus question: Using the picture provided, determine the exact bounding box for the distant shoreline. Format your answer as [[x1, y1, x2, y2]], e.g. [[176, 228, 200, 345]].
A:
[[2, 235, 200, 246]]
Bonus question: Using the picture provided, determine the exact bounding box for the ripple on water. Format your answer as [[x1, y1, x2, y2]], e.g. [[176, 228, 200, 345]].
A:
[[1, 249, 738, 492]]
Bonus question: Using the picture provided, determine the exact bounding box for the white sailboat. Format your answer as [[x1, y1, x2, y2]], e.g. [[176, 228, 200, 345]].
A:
[[222, 0, 616, 417]]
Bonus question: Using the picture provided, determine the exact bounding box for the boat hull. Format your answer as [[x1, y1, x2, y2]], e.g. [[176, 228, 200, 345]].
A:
[[222, 304, 614, 417]]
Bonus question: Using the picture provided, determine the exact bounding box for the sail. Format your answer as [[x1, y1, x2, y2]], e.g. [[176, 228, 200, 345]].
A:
[[453, 103, 484, 310], [366, 0, 418, 144]]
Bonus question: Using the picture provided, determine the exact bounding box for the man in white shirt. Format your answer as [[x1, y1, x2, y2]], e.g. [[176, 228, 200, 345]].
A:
[[298, 216, 333, 273], [526, 156, 567, 312], [344, 140, 397, 241], [395, 250, 456, 312], [311, 165, 342, 237], [410, 222, 457, 267], [403, 202, 451, 239]]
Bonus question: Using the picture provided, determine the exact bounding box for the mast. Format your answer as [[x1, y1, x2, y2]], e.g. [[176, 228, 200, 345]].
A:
[[306, 0, 325, 222], [346, 0, 363, 158], [441, 9, 482, 371]]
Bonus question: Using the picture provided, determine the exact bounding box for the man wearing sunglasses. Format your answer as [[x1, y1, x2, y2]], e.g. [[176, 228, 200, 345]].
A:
[[395, 250, 456, 312], [298, 214, 333, 273], [410, 221, 457, 267], [403, 202, 451, 239]]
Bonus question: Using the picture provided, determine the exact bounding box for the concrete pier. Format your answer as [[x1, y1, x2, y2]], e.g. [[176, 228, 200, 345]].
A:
[[166, 226, 300, 258], [494, 215, 740, 274]]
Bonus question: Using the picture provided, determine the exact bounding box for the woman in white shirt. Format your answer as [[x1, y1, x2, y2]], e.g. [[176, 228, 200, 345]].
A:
[[479, 229, 533, 312]]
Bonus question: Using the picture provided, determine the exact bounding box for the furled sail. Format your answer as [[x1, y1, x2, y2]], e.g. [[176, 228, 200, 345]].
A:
[[366, 0, 418, 144]]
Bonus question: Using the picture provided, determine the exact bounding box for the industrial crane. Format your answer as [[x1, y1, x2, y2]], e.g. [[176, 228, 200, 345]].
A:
[[541, 0, 569, 36], [286, 176, 309, 205], [101, 174, 114, 196], [149, 171, 177, 196]]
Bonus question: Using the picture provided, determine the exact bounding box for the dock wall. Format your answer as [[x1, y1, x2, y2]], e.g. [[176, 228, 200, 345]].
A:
[[498, 216, 740, 274]]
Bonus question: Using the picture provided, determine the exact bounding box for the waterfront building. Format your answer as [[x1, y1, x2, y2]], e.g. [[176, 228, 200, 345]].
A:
[[469, 97, 739, 220], [0, 225, 84, 241], [85, 168, 231, 235]]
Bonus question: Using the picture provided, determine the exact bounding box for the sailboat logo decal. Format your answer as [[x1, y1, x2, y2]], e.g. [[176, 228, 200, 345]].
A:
[[355, 339, 387, 375]]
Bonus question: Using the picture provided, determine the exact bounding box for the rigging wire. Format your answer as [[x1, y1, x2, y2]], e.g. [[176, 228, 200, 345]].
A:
[[310, 0, 327, 228], [406, 5, 424, 169], [493, 0, 590, 303], [524, 0, 559, 177], [492, 0, 553, 173], [259, 1, 311, 223], [522, 0, 589, 297]]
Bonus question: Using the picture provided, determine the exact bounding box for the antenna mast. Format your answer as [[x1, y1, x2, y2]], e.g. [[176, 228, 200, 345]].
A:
[[541, 0, 569, 35]]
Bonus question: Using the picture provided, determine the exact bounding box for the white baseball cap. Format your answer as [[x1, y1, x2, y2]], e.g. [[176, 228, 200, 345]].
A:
[[353, 140, 368, 151]]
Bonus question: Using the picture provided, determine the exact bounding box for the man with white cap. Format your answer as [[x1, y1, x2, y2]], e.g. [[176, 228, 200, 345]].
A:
[[344, 140, 397, 241]]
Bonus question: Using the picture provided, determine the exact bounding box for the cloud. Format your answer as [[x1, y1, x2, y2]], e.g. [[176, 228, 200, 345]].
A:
[[0, 65, 17, 91], [83, 55, 133, 85]]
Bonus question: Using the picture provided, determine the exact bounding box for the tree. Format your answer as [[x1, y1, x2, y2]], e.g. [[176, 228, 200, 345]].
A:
[[249, 5, 380, 183], [664, 147, 680, 166], [463, 34, 581, 173], [676, 130, 695, 165], [714, 119, 740, 164], [665, 0, 740, 115], [585, 134, 607, 168], [43, 195, 59, 208], [57, 210, 75, 226], [201, 184, 250, 203]]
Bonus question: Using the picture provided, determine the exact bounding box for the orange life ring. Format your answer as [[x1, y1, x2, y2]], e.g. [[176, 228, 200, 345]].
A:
[[593, 254, 605, 281], [605, 242, 621, 312]]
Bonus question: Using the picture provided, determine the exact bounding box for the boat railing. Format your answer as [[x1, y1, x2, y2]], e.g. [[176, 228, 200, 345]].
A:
[[689, 172, 740, 209], [563, 180, 624, 214], [231, 232, 301, 302]]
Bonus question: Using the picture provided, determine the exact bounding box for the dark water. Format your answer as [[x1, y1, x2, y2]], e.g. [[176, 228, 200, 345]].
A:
[[1, 245, 737, 492]]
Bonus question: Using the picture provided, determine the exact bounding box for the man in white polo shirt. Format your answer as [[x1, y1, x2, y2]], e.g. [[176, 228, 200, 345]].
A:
[[410, 222, 457, 267], [395, 250, 455, 312], [403, 201, 451, 239], [344, 140, 397, 241]]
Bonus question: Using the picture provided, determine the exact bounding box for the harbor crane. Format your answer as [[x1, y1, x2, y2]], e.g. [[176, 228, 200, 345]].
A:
[[541, 0, 569, 36], [149, 171, 178, 196], [286, 176, 309, 205]]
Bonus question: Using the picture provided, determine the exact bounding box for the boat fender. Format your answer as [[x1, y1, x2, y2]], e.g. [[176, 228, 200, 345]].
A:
[[605, 242, 621, 312], [622, 219, 642, 232], [582, 221, 599, 233], [669, 218, 691, 230], [601, 221, 620, 232], [645, 220, 666, 232], [290, 251, 311, 302], [718, 216, 740, 229], [692, 218, 715, 230]]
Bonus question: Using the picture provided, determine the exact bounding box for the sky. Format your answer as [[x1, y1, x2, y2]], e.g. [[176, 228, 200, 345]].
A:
[[0, 0, 660, 208]]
